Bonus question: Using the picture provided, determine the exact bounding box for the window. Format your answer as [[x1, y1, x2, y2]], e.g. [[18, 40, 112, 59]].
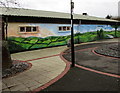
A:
[[67, 27, 70, 30], [20, 27, 25, 32], [26, 27, 31, 32], [59, 27, 62, 31], [33, 27, 37, 31], [63, 27, 66, 31], [19, 26, 38, 33], [58, 26, 71, 31]]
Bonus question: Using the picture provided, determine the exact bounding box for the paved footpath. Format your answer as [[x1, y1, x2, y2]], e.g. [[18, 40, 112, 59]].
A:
[[2, 46, 68, 92], [43, 38, 120, 92], [1, 38, 119, 92]]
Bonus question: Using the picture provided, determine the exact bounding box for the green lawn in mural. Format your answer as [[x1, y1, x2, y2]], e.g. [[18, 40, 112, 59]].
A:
[[8, 30, 120, 53]]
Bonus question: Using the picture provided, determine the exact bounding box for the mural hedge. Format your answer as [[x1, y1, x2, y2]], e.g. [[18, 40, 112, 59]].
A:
[[8, 30, 120, 53]]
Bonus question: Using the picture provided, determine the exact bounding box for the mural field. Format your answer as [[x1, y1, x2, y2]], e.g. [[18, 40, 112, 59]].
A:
[[8, 30, 120, 53]]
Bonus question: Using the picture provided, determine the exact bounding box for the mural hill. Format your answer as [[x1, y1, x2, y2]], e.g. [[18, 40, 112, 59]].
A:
[[8, 30, 120, 53]]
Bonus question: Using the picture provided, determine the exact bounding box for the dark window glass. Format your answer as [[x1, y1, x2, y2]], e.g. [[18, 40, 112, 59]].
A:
[[59, 27, 62, 31], [63, 27, 66, 31], [20, 27, 25, 32], [33, 27, 37, 31], [26, 27, 31, 32], [67, 27, 70, 30]]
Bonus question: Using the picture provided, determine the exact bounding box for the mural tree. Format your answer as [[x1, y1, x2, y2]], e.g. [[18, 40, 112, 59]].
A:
[[97, 29, 104, 39], [111, 25, 120, 38], [0, 0, 20, 70]]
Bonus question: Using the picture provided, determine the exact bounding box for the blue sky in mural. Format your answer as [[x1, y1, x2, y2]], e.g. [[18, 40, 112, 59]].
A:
[[30, 23, 114, 36], [79, 25, 114, 33]]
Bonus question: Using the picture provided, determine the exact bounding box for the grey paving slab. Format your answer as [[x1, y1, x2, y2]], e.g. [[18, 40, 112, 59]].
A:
[[2, 46, 67, 92]]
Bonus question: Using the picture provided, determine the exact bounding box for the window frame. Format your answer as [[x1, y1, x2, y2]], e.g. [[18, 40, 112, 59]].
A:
[[19, 26, 38, 33], [58, 26, 71, 32]]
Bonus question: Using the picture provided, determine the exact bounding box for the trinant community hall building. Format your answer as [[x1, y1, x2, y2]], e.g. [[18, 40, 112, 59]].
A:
[[0, 7, 119, 38]]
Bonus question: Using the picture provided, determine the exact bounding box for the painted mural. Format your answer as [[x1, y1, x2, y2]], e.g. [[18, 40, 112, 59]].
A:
[[7, 23, 120, 53], [8, 23, 114, 38]]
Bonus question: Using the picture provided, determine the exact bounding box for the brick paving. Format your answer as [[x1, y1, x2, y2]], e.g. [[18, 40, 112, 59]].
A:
[[2, 38, 119, 92]]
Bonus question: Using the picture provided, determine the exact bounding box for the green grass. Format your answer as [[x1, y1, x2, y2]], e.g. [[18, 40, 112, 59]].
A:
[[104, 31, 120, 37], [30, 44, 48, 49], [8, 30, 120, 53]]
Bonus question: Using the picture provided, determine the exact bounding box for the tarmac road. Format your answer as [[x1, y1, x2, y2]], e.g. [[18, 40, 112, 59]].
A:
[[42, 67, 119, 91], [41, 42, 120, 92]]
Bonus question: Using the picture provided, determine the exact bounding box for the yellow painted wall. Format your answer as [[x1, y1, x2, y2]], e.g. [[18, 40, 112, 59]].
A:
[[8, 22, 56, 37], [8, 22, 40, 37]]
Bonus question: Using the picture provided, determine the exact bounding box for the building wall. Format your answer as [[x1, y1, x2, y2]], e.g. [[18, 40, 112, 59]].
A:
[[8, 22, 114, 38], [8, 23, 56, 37]]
